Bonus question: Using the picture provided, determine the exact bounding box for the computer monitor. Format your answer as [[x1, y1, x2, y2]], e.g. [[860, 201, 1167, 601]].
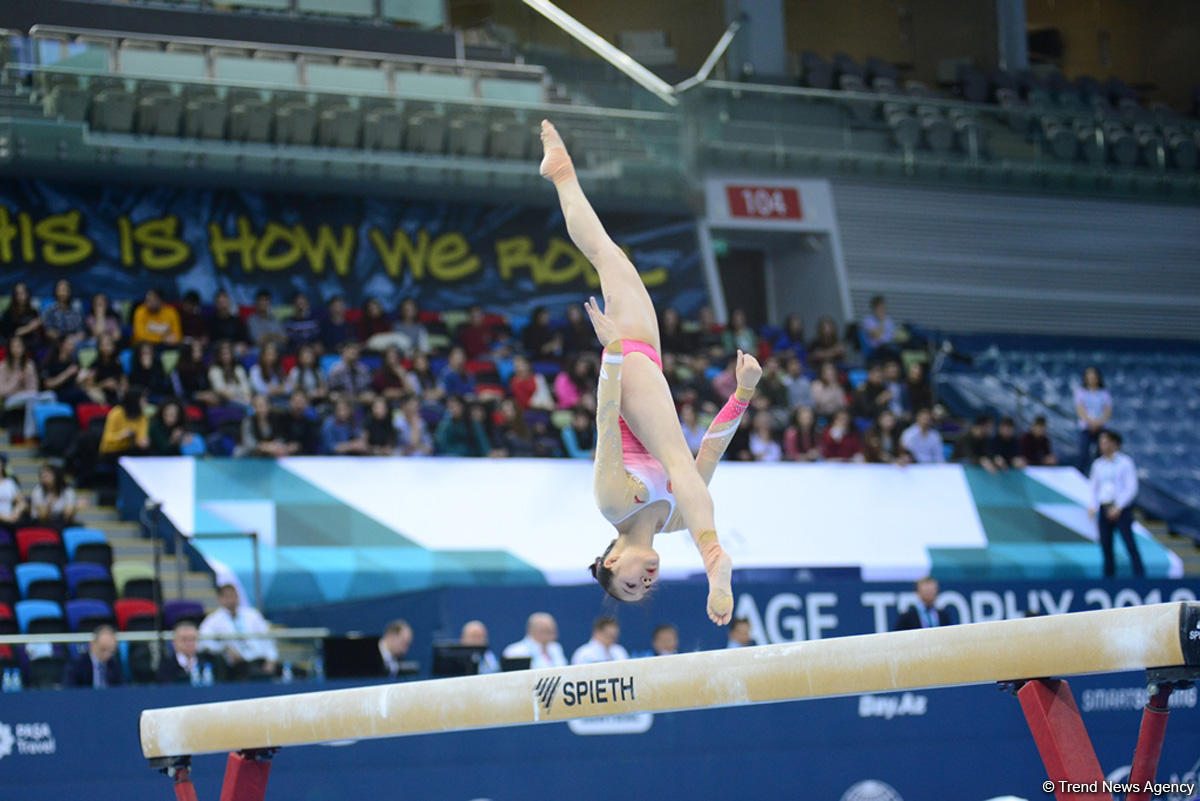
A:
[[432, 643, 486, 678], [500, 655, 532, 672]]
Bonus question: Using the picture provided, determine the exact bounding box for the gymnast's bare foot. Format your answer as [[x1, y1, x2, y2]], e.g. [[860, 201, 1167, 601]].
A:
[[539, 119, 576, 185], [705, 548, 733, 626]]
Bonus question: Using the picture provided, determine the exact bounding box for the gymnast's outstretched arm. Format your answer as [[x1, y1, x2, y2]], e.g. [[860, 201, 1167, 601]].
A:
[[592, 333, 637, 520]]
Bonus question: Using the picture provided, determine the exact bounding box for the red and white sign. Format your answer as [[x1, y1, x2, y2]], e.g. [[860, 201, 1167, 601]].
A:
[[725, 185, 803, 220]]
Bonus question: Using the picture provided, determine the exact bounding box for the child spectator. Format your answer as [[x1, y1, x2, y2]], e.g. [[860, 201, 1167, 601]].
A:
[[808, 316, 846, 364], [320, 397, 368, 455], [561, 406, 595, 459], [811, 361, 848, 418], [30, 464, 76, 527], [783, 406, 821, 462], [365, 396, 398, 456], [820, 409, 864, 462], [749, 411, 782, 462], [1020, 416, 1058, 466], [991, 416, 1025, 469], [132, 288, 181, 346], [248, 341, 288, 402], [41, 278, 84, 347], [81, 333, 125, 405], [394, 395, 433, 457], [1, 282, 43, 348], [284, 344, 328, 404], [208, 341, 253, 408], [509, 356, 554, 410]]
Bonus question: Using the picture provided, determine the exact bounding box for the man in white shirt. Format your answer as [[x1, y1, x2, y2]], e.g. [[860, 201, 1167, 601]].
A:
[[900, 407, 944, 464], [502, 612, 567, 669], [198, 584, 278, 680], [1088, 430, 1144, 578], [726, 617, 753, 649], [570, 616, 629, 665]]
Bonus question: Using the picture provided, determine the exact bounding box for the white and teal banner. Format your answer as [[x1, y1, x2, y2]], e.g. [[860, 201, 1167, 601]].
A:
[[119, 458, 1181, 610]]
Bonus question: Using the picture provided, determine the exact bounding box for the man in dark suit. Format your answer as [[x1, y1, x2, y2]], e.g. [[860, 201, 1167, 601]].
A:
[[63, 624, 123, 688], [376, 619, 418, 679], [158, 621, 211, 684], [893, 577, 953, 631]]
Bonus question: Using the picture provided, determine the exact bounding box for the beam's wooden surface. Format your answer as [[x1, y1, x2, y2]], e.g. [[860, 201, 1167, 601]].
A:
[[141, 602, 1197, 758]]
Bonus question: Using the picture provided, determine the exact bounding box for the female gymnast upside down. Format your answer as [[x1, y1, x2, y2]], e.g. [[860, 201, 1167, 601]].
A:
[[539, 120, 762, 625]]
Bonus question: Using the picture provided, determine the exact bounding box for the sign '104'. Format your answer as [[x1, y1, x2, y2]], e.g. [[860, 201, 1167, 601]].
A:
[[725, 185, 803, 220]]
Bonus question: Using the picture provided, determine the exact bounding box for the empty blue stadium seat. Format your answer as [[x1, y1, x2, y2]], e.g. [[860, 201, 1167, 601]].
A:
[[15, 562, 62, 598], [33, 402, 75, 438], [65, 598, 113, 632], [15, 599, 63, 633], [64, 562, 111, 595], [62, 527, 108, 560]]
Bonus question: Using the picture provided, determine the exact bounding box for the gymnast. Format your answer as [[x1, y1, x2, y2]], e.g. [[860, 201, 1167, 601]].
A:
[[539, 120, 761, 625]]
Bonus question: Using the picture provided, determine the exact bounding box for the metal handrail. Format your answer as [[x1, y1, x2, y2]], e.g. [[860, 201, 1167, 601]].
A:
[[0, 628, 331, 646]]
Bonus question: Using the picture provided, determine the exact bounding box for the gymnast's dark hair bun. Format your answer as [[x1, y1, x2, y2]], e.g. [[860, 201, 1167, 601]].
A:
[[589, 539, 625, 602]]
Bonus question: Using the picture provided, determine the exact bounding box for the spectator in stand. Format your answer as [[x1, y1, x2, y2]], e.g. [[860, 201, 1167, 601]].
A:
[[726, 618, 753, 649], [248, 341, 288, 403], [80, 333, 124, 405], [149, 399, 202, 456], [403, 352, 436, 400], [41, 278, 84, 348], [468, 403, 497, 456], [100, 389, 151, 458], [679, 403, 705, 455], [695, 306, 725, 351], [460, 620, 499, 674], [658, 307, 694, 355], [722, 308, 757, 355], [327, 342, 374, 404], [177, 290, 207, 344], [41, 337, 86, 406], [864, 409, 907, 465], [360, 297, 392, 345], [710, 354, 739, 401], [571, 616, 629, 665], [132, 287, 181, 346], [562, 302, 595, 357], [952, 415, 999, 473], [727, 408, 754, 462], [811, 361, 848, 418], [1075, 366, 1112, 470], [246, 289, 286, 349], [784, 406, 821, 462], [128, 342, 173, 403], [457, 305, 496, 359], [0, 335, 54, 440], [0, 456, 25, 527], [1088, 429, 1144, 578], [820, 408, 864, 462], [502, 612, 567, 669], [900, 407, 944, 464], [649, 623, 679, 656], [394, 395, 433, 457], [171, 340, 219, 407], [238, 395, 294, 458], [392, 298, 430, 356], [509, 356, 554, 411], [276, 391, 319, 456], [784, 356, 813, 410], [209, 290, 249, 352], [30, 464, 76, 527], [905, 362, 932, 415], [861, 295, 897, 356], [319, 295, 354, 352], [882, 360, 907, 418], [553, 355, 596, 410], [158, 621, 212, 685], [208, 341, 253, 408], [199, 583, 278, 681], [84, 293, 122, 345], [363, 396, 398, 455], [808, 316, 846, 365], [63, 624, 123, 688], [491, 398, 533, 457], [282, 344, 327, 406], [437, 346, 475, 399], [772, 313, 807, 364], [991, 416, 1026, 470], [530, 416, 563, 458], [372, 347, 418, 402], [561, 405, 596, 459], [436, 396, 484, 457], [749, 411, 782, 462], [320, 397, 368, 455], [522, 306, 564, 360], [376, 620, 416, 679], [852, 363, 893, 422], [1, 282, 43, 348], [1020, 416, 1058, 466], [755, 356, 790, 412], [893, 577, 950, 630], [284, 293, 321, 349]]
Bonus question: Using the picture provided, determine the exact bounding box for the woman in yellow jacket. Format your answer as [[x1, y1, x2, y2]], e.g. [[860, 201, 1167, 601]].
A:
[[100, 389, 150, 455]]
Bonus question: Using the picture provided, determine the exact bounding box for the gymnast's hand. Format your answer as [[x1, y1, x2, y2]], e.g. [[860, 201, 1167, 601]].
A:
[[735, 349, 762, 390], [583, 296, 619, 348], [699, 537, 734, 626]]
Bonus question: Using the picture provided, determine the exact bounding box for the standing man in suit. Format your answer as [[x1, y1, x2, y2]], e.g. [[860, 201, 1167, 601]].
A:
[[64, 624, 123, 688], [158, 621, 211, 684], [1088, 429, 1145, 578], [894, 577, 952, 631]]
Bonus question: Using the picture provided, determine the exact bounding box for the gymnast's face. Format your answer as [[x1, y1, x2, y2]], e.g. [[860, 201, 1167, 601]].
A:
[[605, 544, 659, 600]]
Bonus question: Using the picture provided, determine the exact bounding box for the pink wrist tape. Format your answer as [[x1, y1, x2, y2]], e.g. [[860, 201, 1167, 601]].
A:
[[713, 394, 750, 425]]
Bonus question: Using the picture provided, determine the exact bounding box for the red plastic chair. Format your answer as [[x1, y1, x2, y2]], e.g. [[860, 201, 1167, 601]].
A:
[[16, 528, 62, 562], [114, 598, 159, 631], [184, 405, 205, 423], [76, 403, 112, 430]]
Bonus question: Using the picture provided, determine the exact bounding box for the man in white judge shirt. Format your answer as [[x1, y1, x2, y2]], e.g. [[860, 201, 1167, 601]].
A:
[[1087, 429, 1145, 578], [571, 616, 629, 665], [502, 611, 568, 669]]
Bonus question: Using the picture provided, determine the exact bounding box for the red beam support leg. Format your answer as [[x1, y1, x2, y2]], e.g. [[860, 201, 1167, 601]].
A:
[[1017, 679, 1113, 801], [172, 764, 199, 801], [218, 749, 275, 801], [1125, 687, 1173, 801]]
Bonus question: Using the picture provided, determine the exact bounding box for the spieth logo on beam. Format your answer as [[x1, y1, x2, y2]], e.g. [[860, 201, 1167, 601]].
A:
[[533, 675, 636, 712]]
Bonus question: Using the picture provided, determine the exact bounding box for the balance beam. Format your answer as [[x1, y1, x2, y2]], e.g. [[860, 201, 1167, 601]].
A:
[[140, 601, 1200, 759]]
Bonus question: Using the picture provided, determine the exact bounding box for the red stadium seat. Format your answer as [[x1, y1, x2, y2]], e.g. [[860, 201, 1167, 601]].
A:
[[184, 405, 205, 422], [76, 403, 112, 430], [16, 528, 63, 563], [418, 310, 442, 324], [114, 598, 159, 631]]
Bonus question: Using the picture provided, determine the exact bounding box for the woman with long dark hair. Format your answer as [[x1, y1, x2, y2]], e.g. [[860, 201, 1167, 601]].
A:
[[1075, 365, 1112, 469], [1, 282, 43, 348], [0, 335, 55, 439], [30, 464, 77, 526], [81, 332, 125, 405], [99, 388, 150, 456]]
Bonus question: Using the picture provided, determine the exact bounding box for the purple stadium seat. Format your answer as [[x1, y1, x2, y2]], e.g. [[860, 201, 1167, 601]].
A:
[[163, 599, 206, 628]]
